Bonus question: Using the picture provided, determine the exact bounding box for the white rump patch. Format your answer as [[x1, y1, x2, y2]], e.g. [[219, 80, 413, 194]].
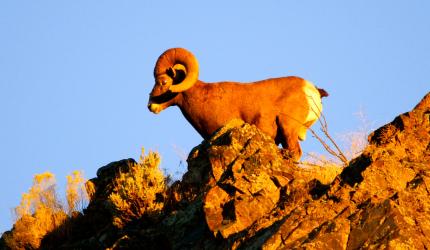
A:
[[299, 81, 323, 141]]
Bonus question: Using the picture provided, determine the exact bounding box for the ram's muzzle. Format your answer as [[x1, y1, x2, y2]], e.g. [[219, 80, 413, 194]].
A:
[[147, 91, 178, 114]]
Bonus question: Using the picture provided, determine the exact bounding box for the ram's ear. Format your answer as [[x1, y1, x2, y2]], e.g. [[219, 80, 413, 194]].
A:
[[171, 64, 187, 83]]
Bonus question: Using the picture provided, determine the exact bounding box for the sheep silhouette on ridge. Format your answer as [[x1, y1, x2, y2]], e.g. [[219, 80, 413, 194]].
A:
[[148, 48, 328, 160]]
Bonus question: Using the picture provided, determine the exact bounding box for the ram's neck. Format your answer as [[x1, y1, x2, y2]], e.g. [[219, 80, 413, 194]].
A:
[[176, 81, 214, 138]]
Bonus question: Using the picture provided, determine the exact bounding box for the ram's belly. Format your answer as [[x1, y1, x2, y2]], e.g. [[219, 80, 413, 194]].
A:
[[299, 81, 323, 141]]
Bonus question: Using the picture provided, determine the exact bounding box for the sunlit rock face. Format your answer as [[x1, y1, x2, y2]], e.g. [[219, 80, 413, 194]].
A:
[[2, 93, 429, 250], [185, 119, 294, 238], [149, 92, 430, 249], [169, 92, 430, 249]]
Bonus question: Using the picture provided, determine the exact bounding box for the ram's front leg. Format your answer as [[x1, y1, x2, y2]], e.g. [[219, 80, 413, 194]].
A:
[[253, 113, 277, 139]]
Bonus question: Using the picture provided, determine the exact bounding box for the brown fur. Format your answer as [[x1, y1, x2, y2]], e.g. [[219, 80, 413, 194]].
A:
[[148, 48, 327, 160]]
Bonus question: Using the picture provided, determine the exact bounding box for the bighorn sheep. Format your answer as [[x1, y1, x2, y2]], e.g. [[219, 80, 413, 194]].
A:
[[147, 48, 328, 160]]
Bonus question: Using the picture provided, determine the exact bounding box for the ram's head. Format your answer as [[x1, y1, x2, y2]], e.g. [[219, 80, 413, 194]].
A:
[[147, 48, 199, 114]]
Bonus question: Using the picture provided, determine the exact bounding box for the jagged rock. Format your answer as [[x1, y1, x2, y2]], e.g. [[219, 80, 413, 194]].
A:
[[152, 119, 300, 249], [178, 93, 429, 249], [261, 92, 430, 249], [184, 119, 294, 238], [3, 93, 429, 250]]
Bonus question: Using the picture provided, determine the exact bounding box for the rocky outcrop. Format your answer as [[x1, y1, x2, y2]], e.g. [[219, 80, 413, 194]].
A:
[[155, 93, 430, 249], [262, 92, 430, 249], [258, 92, 430, 249], [114, 92, 429, 249], [2, 93, 429, 249]]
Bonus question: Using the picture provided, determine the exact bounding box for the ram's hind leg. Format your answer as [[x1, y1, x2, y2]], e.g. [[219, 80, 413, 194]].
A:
[[276, 116, 303, 161]]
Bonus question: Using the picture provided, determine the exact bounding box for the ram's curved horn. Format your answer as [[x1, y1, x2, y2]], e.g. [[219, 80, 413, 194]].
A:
[[154, 48, 199, 93]]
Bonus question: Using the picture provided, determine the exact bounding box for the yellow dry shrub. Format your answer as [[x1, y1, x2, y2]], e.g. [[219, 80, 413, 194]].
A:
[[66, 170, 89, 214], [5, 172, 67, 249], [4, 171, 91, 249], [85, 179, 96, 201], [109, 149, 166, 228]]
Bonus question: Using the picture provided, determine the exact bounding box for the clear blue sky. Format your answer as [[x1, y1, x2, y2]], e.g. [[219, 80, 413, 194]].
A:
[[1, 1, 429, 233]]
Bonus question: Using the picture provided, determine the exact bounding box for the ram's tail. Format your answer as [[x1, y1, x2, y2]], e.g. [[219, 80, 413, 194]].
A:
[[317, 88, 329, 98]]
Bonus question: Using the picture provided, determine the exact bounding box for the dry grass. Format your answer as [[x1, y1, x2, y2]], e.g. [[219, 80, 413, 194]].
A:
[[339, 130, 369, 160], [299, 153, 343, 184], [4, 171, 90, 249], [300, 110, 371, 184], [108, 148, 167, 228], [300, 130, 369, 184], [338, 110, 371, 160]]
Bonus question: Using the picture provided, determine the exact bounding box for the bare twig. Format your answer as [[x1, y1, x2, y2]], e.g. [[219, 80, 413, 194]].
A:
[[308, 96, 349, 166], [308, 126, 348, 166], [276, 94, 349, 166]]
